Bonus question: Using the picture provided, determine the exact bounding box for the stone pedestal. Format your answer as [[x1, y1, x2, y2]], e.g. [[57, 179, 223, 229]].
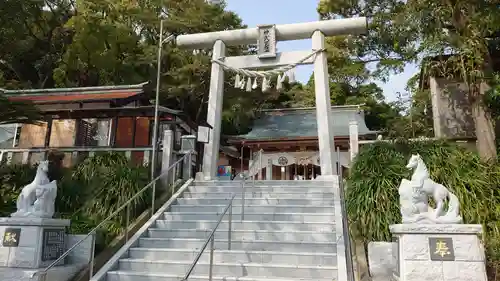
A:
[[390, 224, 488, 281], [368, 241, 395, 281], [0, 218, 70, 269]]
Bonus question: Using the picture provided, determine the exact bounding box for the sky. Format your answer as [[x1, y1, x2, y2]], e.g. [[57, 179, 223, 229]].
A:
[[225, 0, 419, 102]]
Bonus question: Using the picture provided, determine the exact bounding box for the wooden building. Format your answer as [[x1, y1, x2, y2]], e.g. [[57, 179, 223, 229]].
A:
[[221, 105, 377, 180], [1, 82, 196, 166]]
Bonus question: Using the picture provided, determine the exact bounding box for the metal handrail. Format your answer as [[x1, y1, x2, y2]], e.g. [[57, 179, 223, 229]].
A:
[[0, 147, 160, 153], [336, 147, 355, 281], [31, 150, 194, 281], [0, 147, 174, 165], [181, 193, 236, 281], [181, 174, 251, 281]]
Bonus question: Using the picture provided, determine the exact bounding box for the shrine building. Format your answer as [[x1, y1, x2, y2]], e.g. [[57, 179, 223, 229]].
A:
[[0, 82, 196, 167], [220, 105, 377, 180]]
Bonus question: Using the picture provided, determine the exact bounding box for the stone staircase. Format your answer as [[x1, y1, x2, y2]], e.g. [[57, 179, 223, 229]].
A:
[[92, 179, 347, 281]]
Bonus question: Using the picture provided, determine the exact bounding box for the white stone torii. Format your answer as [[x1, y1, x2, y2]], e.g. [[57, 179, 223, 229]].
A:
[[176, 17, 367, 180]]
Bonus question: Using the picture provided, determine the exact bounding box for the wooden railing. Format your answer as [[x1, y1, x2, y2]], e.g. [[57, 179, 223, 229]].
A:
[[0, 147, 169, 167]]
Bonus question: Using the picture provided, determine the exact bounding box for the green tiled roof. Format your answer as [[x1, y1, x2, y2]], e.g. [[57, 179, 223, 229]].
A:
[[238, 106, 376, 140]]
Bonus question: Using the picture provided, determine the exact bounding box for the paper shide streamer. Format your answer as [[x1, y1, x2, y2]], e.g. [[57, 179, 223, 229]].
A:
[[215, 49, 324, 93], [233, 70, 297, 93]]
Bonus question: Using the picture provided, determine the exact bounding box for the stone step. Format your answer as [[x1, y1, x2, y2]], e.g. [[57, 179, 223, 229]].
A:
[[147, 228, 336, 242], [137, 238, 337, 253], [128, 248, 337, 266], [192, 180, 336, 187], [169, 204, 335, 213], [162, 212, 335, 222], [176, 198, 335, 205], [183, 191, 335, 199], [154, 220, 335, 232], [106, 271, 335, 281], [187, 185, 333, 193], [117, 259, 337, 279]]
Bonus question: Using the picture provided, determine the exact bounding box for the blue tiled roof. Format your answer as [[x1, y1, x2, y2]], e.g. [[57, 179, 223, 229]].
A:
[[238, 106, 376, 140]]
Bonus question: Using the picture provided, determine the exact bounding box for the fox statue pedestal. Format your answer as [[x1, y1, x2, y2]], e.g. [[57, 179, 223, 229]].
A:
[[390, 224, 487, 281], [0, 218, 70, 268], [389, 154, 487, 281], [0, 161, 94, 281]]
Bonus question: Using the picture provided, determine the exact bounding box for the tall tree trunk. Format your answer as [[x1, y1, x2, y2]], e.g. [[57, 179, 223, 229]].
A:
[[471, 82, 497, 161]]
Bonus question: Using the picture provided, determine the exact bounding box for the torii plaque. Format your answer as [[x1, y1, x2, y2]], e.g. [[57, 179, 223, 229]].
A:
[[176, 17, 367, 180]]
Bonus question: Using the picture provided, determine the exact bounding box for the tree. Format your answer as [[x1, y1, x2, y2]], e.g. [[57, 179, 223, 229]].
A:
[[0, 0, 281, 135], [278, 32, 407, 135], [0, 0, 74, 89], [318, 0, 500, 161], [405, 73, 434, 138], [484, 73, 500, 121]]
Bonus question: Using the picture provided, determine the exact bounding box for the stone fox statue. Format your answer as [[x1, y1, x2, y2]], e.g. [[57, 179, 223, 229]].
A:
[[402, 154, 462, 224], [32, 180, 58, 218], [11, 161, 50, 217], [424, 179, 461, 220]]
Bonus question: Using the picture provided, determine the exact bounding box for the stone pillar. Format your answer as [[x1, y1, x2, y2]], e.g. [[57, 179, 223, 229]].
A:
[[258, 150, 263, 180], [390, 224, 487, 281], [349, 120, 359, 161], [266, 159, 272, 180], [181, 135, 196, 180], [202, 40, 226, 180], [249, 148, 253, 178], [429, 76, 443, 138], [161, 130, 174, 186], [312, 31, 336, 177]]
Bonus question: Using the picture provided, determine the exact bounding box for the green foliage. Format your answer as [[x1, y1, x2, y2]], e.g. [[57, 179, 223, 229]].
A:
[[0, 0, 283, 135], [0, 0, 423, 137], [63, 153, 151, 251], [347, 140, 500, 277], [318, 0, 500, 159], [484, 73, 500, 120], [70, 153, 151, 223], [318, 0, 418, 80], [0, 163, 36, 216], [0, 152, 151, 253], [274, 24, 410, 135]]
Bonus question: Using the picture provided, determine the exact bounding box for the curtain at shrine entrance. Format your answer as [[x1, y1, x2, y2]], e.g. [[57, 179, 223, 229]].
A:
[[258, 151, 350, 180], [289, 163, 321, 180]]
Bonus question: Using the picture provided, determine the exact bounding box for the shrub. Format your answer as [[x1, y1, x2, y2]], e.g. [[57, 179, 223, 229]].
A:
[[70, 153, 151, 221], [0, 163, 36, 216], [0, 152, 151, 253], [66, 153, 151, 251], [347, 140, 500, 279]]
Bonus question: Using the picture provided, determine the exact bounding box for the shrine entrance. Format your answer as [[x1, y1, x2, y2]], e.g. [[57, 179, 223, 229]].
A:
[[289, 164, 321, 180], [175, 17, 367, 180]]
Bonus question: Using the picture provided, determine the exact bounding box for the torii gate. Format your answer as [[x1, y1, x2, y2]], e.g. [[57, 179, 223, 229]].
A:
[[176, 17, 367, 180]]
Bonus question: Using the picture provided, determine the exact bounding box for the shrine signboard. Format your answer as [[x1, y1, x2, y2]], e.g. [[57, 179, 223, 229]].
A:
[[41, 229, 66, 262], [2, 228, 21, 247], [429, 237, 455, 261], [257, 25, 277, 59]]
